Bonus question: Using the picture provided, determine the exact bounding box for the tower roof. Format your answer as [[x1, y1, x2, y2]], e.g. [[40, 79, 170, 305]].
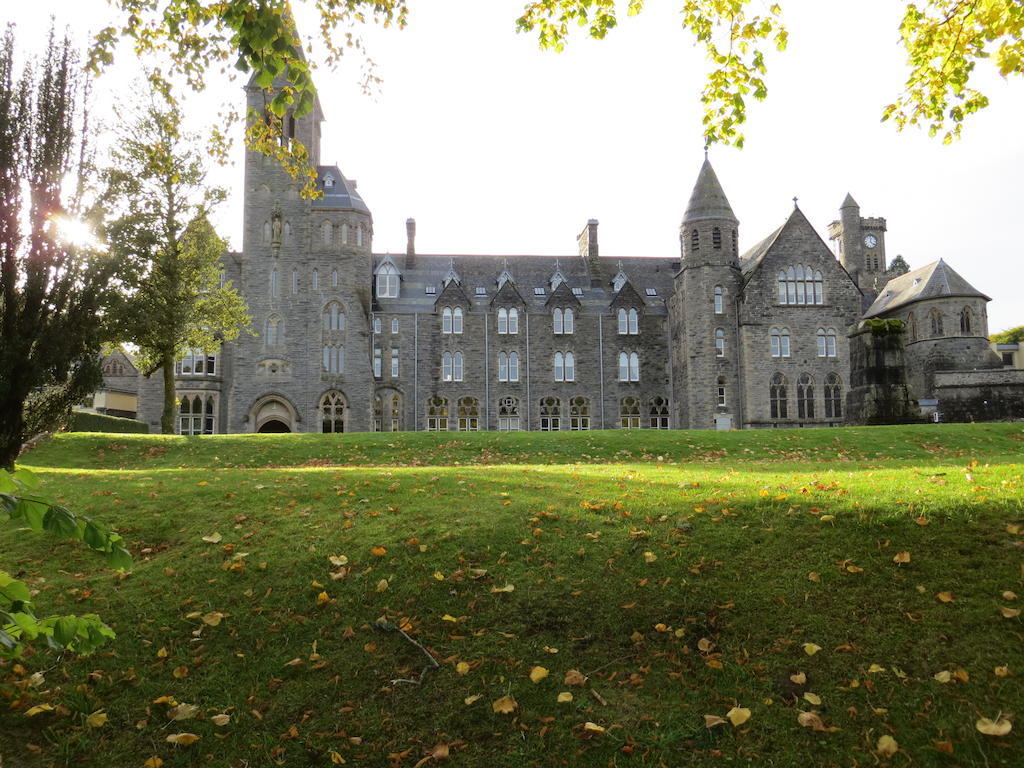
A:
[[863, 259, 990, 318], [682, 158, 738, 225], [840, 192, 859, 209], [311, 166, 370, 214]]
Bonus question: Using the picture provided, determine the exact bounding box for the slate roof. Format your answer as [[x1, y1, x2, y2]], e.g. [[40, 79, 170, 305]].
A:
[[312, 166, 370, 214], [682, 159, 738, 224], [738, 223, 785, 276], [372, 254, 678, 315], [863, 259, 990, 318]]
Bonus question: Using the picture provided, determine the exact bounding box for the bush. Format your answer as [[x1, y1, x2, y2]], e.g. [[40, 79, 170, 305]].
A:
[[66, 411, 149, 434]]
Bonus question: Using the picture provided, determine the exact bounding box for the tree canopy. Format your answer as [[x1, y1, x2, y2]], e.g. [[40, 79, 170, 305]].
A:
[[991, 325, 1024, 343], [87, 0, 1024, 193]]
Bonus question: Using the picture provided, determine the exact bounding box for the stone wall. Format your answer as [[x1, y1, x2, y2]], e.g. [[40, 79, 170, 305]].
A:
[[933, 368, 1024, 422]]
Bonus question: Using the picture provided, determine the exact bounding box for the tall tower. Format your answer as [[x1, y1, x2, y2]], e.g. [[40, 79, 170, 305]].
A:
[[675, 157, 742, 429], [828, 193, 887, 285]]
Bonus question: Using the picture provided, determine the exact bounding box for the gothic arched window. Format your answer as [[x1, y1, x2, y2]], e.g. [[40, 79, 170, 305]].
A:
[[377, 263, 399, 298], [322, 302, 345, 331], [508, 308, 519, 334], [321, 220, 333, 245], [959, 306, 972, 335], [497, 308, 508, 334], [319, 391, 347, 433], [770, 373, 788, 419], [426, 396, 449, 431], [569, 396, 590, 430], [620, 396, 641, 429], [540, 397, 562, 431], [714, 285, 724, 314], [824, 373, 843, 419], [453, 307, 464, 334], [930, 309, 944, 337], [649, 396, 669, 429], [498, 397, 520, 431], [797, 373, 815, 419], [714, 328, 725, 357], [265, 315, 283, 347], [712, 227, 722, 250], [457, 397, 480, 431]]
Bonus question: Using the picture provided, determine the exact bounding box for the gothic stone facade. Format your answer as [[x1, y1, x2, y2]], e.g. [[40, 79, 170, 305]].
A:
[[134, 84, 1010, 434]]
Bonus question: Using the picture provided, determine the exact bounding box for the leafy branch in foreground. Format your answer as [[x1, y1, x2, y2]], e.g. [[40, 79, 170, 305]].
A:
[[0, 467, 130, 658]]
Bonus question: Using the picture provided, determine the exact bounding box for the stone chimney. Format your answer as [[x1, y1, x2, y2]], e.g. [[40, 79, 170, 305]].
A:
[[405, 218, 416, 269], [578, 219, 602, 288]]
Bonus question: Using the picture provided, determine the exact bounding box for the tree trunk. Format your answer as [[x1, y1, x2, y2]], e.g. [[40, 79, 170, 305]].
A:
[[0, 403, 26, 471], [160, 350, 177, 434]]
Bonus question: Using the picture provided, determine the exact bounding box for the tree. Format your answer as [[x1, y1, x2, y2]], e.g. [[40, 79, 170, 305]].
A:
[[0, 26, 121, 471], [991, 325, 1024, 343], [86, 0, 1024, 190], [100, 98, 250, 434]]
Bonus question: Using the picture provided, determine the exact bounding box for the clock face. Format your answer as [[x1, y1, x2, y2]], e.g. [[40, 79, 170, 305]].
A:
[[864, 234, 878, 248]]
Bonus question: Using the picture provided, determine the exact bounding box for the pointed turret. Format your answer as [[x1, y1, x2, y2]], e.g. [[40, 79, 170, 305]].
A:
[[840, 192, 859, 210], [680, 157, 739, 262], [683, 158, 739, 226]]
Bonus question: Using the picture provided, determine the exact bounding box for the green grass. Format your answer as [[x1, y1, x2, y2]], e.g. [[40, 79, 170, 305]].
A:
[[2, 424, 1023, 767]]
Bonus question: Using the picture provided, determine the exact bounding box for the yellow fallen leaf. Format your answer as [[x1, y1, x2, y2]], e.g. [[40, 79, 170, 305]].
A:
[[156, 647, 168, 658], [152, 696, 175, 705], [915, 516, 929, 526], [704, 714, 726, 728], [803, 643, 822, 656], [1003, 590, 1018, 601], [867, 664, 886, 673], [953, 668, 970, 682], [370, 546, 387, 556], [726, 707, 751, 726], [25, 704, 54, 716], [201, 533, 222, 543], [820, 514, 835, 522], [455, 661, 470, 675], [375, 579, 389, 592], [490, 583, 515, 593], [166, 732, 200, 746], [789, 672, 806, 685], [999, 605, 1021, 618], [583, 722, 605, 733], [557, 692, 573, 703], [995, 666, 1009, 677], [201, 612, 225, 626], [544, 645, 559, 653], [643, 551, 657, 563], [168, 703, 198, 721], [1007, 524, 1021, 534], [172, 666, 188, 678], [433, 571, 445, 581], [846, 565, 863, 573], [329, 751, 346, 765], [328, 555, 348, 566], [211, 714, 230, 726], [442, 614, 459, 623], [697, 637, 714, 652], [976, 715, 1012, 736], [429, 743, 450, 760], [936, 591, 955, 603], [892, 551, 911, 564], [564, 669, 587, 686], [144, 758, 164, 768], [933, 670, 952, 683], [492, 695, 518, 714], [464, 694, 482, 705], [803, 692, 822, 705], [807, 572, 821, 583], [316, 591, 331, 605], [530, 666, 549, 683], [876, 734, 898, 757]]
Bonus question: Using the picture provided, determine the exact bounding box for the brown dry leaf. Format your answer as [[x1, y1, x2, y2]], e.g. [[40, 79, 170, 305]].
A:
[[976, 715, 1012, 736], [211, 714, 230, 726], [172, 666, 189, 679], [168, 703, 199, 721], [144, 758, 164, 768], [557, 692, 573, 703], [797, 711, 827, 731], [846, 565, 864, 573], [807, 572, 821, 583], [375, 579, 389, 593], [790, 672, 807, 685], [697, 637, 715, 652], [999, 605, 1021, 618], [490, 583, 515, 593], [936, 591, 955, 603], [995, 666, 1010, 677], [704, 714, 726, 728], [564, 669, 588, 686], [430, 743, 450, 760], [370, 546, 387, 556], [935, 741, 954, 754], [892, 551, 911, 564], [726, 707, 751, 726], [529, 666, 549, 684], [284, 658, 303, 667], [915, 515, 929, 526], [201, 533, 222, 543], [876, 734, 898, 757], [166, 733, 200, 746], [492, 695, 518, 714], [802, 643, 822, 656], [201, 612, 225, 626], [583, 722, 606, 733]]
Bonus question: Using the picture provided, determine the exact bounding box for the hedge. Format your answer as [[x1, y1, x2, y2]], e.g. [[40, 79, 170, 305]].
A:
[[66, 411, 150, 434]]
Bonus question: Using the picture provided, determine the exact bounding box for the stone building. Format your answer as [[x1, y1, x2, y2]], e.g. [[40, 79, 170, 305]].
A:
[[132, 75, 1019, 434]]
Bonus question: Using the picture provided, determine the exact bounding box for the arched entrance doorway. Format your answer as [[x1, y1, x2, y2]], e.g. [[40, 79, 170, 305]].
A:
[[257, 419, 291, 433], [249, 395, 298, 433]]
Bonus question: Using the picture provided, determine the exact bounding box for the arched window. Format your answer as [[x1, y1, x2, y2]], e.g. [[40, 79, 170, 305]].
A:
[[283, 221, 291, 242], [777, 271, 787, 304], [312, 268, 319, 291], [628, 308, 638, 334], [717, 377, 727, 407], [930, 309, 944, 337], [618, 308, 628, 334], [564, 352, 575, 381], [356, 224, 364, 247], [569, 396, 590, 430], [442, 352, 463, 382], [442, 308, 453, 334], [629, 352, 639, 381], [959, 307, 972, 335], [457, 397, 480, 431], [540, 397, 561, 431], [649, 396, 669, 429], [497, 308, 508, 334], [553, 308, 564, 335], [691, 229, 699, 252], [797, 373, 815, 419], [332, 269, 339, 287], [779, 266, 824, 305], [826, 328, 837, 357], [508, 308, 519, 334], [454, 351, 464, 381], [322, 344, 344, 373], [907, 313, 917, 342], [270, 268, 278, 298], [498, 397, 520, 431], [508, 351, 519, 382], [770, 328, 790, 358], [341, 223, 349, 244], [713, 285, 724, 314], [373, 395, 383, 432], [712, 227, 722, 250], [265, 315, 282, 346], [715, 328, 726, 357], [453, 307, 463, 334], [824, 373, 843, 419], [319, 391, 346, 433], [563, 308, 574, 334], [498, 351, 508, 381], [618, 352, 629, 382], [426, 396, 449, 431], [377, 263, 399, 298], [322, 302, 345, 331], [813, 270, 823, 304], [321, 220, 333, 245], [816, 328, 826, 357], [770, 373, 788, 419], [178, 394, 215, 435], [262, 221, 271, 244], [291, 268, 298, 293], [554, 352, 564, 382], [620, 396, 641, 429]]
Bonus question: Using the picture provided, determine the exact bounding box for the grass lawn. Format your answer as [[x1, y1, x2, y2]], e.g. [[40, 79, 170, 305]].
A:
[[1, 423, 1022, 767]]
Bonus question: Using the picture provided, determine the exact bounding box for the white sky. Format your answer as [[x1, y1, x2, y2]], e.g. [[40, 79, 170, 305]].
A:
[[8, 0, 1024, 333]]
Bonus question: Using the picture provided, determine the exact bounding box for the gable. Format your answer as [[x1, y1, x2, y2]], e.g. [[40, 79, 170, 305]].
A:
[[609, 280, 647, 310], [490, 279, 527, 308], [433, 279, 471, 310], [545, 281, 582, 308]]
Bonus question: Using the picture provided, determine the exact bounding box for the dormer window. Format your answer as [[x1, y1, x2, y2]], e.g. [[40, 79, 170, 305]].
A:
[[324, 174, 335, 189], [475, 286, 487, 296], [376, 262, 399, 299]]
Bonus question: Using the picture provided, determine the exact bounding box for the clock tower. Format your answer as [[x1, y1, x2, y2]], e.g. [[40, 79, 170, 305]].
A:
[[827, 192, 887, 285]]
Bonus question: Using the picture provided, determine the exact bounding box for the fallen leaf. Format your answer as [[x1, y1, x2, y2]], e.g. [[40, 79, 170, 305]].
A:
[[807, 572, 821, 583], [144, 758, 164, 768], [583, 721, 605, 733], [789, 672, 806, 684], [464, 694, 481, 705], [25, 704, 55, 716], [492, 695, 518, 715], [490, 583, 515, 593], [168, 703, 199, 721], [166, 733, 200, 746], [976, 715, 1012, 736], [935, 741, 954, 754], [316, 591, 331, 605], [201, 612, 225, 626], [697, 637, 715, 652], [328, 555, 348, 566], [211, 714, 230, 726], [797, 711, 828, 731], [936, 591, 955, 603], [370, 546, 387, 556], [1003, 590, 1018, 600], [643, 551, 657, 563], [876, 734, 898, 757], [867, 664, 886, 673], [429, 743, 450, 760], [557, 692, 573, 703], [329, 751, 346, 765], [156, 647, 168, 658], [455, 661, 470, 675], [803, 692, 822, 705], [201, 533, 222, 543], [934, 670, 952, 683], [995, 666, 1009, 677], [375, 579, 389, 592], [999, 605, 1021, 618], [802, 643, 822, 656], [915, 516, 929, 526], [172, 666, 188, 678], [530, 666, 549, 683], [726, 707, 751, 726], [564, 669, 587, 686], [892, 551, 911, 564], [704, 714, 726, 728]]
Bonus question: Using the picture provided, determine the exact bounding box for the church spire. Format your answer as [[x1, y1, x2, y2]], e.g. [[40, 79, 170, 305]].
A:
[[682, 157, 738, 226]]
